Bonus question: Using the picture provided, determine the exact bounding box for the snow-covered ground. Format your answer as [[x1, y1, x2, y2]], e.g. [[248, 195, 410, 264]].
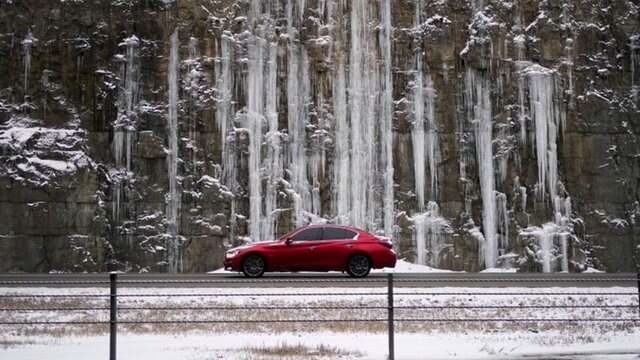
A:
[[3, 331, 640, 360], [1, 283, 638, 359]]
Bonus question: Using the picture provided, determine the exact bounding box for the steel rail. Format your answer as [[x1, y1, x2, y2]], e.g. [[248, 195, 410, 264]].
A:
[[1, 304, 637, 311], [2, 318, 639, 325]]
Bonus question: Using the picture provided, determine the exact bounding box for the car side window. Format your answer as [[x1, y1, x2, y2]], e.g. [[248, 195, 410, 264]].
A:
[[290, 228, 323, 241], [322, 227, 357, 240]]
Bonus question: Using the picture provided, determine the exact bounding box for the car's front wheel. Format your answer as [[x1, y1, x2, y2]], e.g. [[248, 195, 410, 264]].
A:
[[346, 254, 371, 277], [241, 253, 266, 277]]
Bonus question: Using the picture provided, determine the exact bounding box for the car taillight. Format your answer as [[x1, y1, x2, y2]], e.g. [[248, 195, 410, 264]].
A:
[[376, 236, 393, 248]]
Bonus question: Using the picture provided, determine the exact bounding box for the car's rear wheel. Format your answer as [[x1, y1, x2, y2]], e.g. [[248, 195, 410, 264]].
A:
[[241, 253, 265, 277], [346, 254, 371, 277]]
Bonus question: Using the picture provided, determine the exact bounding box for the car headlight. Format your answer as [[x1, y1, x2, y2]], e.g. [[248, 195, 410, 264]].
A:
[[226, 250, 240, 258]]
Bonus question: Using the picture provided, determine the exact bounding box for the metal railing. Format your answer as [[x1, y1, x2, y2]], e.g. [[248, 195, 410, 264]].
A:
[[0, 273, 639, 360]]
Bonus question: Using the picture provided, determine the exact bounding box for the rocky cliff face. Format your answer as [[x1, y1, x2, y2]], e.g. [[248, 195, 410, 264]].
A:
[[0, 0, 638, 273]]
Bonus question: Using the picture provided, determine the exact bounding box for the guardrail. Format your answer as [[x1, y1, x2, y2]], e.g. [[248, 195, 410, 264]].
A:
[[1, 273, 639, 360]]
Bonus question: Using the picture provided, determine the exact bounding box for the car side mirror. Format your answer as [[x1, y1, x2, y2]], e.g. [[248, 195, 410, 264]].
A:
[[285, 238, 293, 245]]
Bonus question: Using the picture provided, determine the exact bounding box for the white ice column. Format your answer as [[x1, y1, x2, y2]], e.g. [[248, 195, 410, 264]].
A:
[[113, 35, 140, 169], [380, 0, 395, 236], [111, 34, 140, 226], [166, 29, 181, 272], [119, 36, 140, 119], [411, 66, 439, 210], [21, 32, 34, 94], [287, 42, 312, 228], [466, 69, 497, 269], [346, 0, 379, 229], [333, 53, 350, 224], [413, 201, 448, 267], [262, 43, 281, 240], [526, 65, 565, 209], [215, 32, 237, 241], [215, 32, 234, 153], [246, 36, 266, 241]]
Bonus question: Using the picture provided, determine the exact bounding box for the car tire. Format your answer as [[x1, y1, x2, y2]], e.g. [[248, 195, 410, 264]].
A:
[[346, 254, 371, 277], [241, 253, 266, 278]]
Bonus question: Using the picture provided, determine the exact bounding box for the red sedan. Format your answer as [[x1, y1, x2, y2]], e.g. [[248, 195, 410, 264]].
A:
[[224, 224, 396, 277]]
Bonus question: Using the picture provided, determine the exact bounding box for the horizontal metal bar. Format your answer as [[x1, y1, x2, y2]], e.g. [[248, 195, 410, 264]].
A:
[[0, 294, 108, 298], [1, 292, 635, 299], [1, 304, 636, 312], [1, 318, 638, 325], [113, 292, 389, 297], [394, 318, 640, 322], [1, 277, 636, 286], [394, 278, 639, 283], [0, 281, 111, 285], [393, 292, 635, 296]]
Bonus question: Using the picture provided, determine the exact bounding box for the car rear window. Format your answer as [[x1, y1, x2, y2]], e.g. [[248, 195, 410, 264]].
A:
[[290, 228, 323, 241], [322, 227, 357, 240]]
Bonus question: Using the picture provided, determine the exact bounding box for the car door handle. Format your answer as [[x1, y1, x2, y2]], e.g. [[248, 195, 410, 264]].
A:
[[309, 246, 316, 250], [345, 244, 353, 248]]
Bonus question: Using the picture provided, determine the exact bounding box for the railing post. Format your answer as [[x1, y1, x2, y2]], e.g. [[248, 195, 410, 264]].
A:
[[110, 272, 118, 360], [387, 273, 394, 360]]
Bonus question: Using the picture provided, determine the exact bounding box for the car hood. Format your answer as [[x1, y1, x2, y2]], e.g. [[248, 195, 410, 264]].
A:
[[227, 240, 279, 252]]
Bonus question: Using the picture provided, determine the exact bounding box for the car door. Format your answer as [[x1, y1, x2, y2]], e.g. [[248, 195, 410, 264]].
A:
[[271, 227, 323, 271], [315, 227, 358, 270]]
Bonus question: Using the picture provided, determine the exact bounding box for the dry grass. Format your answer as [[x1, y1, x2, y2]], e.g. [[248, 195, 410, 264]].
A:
[[239, 342, 362, 359]]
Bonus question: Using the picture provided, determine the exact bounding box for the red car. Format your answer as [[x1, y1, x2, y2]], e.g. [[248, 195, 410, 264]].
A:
[[224, 224, 396, 277]]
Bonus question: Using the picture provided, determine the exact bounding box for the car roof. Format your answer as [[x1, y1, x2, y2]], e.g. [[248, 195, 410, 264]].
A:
[[299, 224, 366, 233]]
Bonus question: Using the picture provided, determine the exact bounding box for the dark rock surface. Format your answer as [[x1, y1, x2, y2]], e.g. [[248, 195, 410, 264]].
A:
[[0, 0, 638, 273]]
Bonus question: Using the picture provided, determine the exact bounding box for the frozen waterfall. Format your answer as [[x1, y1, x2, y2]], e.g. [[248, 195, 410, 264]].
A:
[[521, 65, 571, 273], [410, 0, 448, 266], [246, 35, 266, 242], [413, 202, 450, 267], [466, 69, 498, 269], [111, 35, 139, 231], [21, 33, 34, 95], [166, 29, 181, 273]]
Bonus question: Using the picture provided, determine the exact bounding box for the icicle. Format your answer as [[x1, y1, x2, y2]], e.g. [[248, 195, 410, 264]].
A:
[[520, 186, 528, 212], [111, 34, 140, 233], [166, 29, 181, 273], [412, 62, 426, 209], [527, 65, 558, 203], [215, 32, 234, 153], [413, 202, 450, 267], [414, 213, 427, 265], [539, 225, 553, 273], [187, 37, 199, 171], [411, 0, 439, 222], [513, 6, 527, 147], [216, 32, 236, 242], [466, 69, 498, 269], [287, 40, 312, 228], [262, 42, 280, 241], [380, 0, 394, 236], [562, 1, 574, 107], [120, 36, 140, 119], [560, 233, 568, 272], [246, 35, 265, 241], [496, 192, 509, 251], [21, 32, 34, 94], [112, 130, 134, 171], [348, 0, 369, 228], [631, 35, 639, 103], [333, 49, 350, 224]]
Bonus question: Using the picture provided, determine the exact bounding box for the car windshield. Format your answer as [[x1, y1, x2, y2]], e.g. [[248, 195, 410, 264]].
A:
[[279, 229, 297, 241]]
